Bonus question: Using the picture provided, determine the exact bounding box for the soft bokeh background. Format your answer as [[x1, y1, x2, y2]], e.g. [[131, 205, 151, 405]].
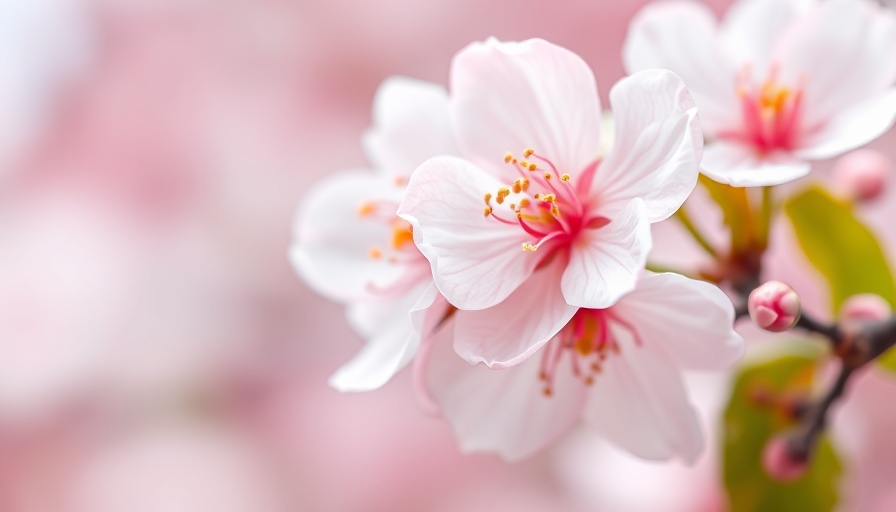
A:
[[3, 0, 896, 510]]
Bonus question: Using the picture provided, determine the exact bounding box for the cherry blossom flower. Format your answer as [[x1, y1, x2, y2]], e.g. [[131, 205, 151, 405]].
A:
[[625, 0, 896, 186], [290, 77, 454, 392], [398, 38, 702, 368], [423, 272, 744, 462]]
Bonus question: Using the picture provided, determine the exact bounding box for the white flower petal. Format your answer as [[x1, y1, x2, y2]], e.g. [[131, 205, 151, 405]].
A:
[[450, 38, 601, 181], [701, 141, 810, 187], [362, 77, 457, 179], [623, 1, 737, 134], [721, 0, 811, 73], [795, 88, 896, 160], [453, 258, 578, 369], [290, 171, 407, 302], [774, 0, 896, 128], [611, 273, 744, 371], [331, 281, 438, 392], [398, 156, 540, 311], [561, 199, 652, 309], [583, 336, 703, 464], [426, 323, 587, 461], [593, 70, 702, 222]]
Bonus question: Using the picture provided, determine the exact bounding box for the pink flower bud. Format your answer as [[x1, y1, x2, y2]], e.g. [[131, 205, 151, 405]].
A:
[[748, 281, 800, 333], [832, 149, 890, 203], [839, 293, 892, 323], [762, 437, 808, 482]]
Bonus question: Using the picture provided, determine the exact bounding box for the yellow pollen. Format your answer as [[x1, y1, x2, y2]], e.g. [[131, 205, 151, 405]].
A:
[[560, 173, 570, 182], [522, 243, 537, 252], [574, 336, 592, 356], [542, 387, 553, 397], [544, 172, 552, 180], [484, 192, 492, 204], [512, 182, 522, 194], [496, 187, 511, 204], [585, 376, 595, 386], [759, 81, 791, 113], [527, 163, 537, 171], [540, 193, 556, 203], [391, 225, 414, 250], [523, 148, 534, 158], [368, 247, 382, 259], [518, 198, 531, 208], [357, 202, 377, 217], [483, 206, 493, 217], [504, 152, 513, 163]]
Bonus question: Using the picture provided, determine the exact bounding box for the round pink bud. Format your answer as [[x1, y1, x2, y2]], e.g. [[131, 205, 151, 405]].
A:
[[748, 281, 801, 333], [839, 293, 892, 323], [832, 149, 890, 203], [762, 437, 808, 482]]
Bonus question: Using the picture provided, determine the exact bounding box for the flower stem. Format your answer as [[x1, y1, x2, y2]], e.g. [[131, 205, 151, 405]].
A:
[[757, 186, 774, 249], [674, 206, 717, 258]]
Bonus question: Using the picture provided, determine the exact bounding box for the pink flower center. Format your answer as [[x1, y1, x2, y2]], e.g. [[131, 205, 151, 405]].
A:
[[483, 148, 605, 258], [729, 64, 805, 152], [538, 308, 642, 397]]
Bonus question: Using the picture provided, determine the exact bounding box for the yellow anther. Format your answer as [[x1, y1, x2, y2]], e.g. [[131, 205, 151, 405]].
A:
[[391, 225, 414, 250], [496, 187, 511, 204], [504, 152, 514, 163], [518, 198, 531, 208], [585, 376, 595, 386], [483, 206, 493, 217], [522, 243, 537, 252], [543, 387, 553, 397], [520, 160, 530, 169], [393, 176, 407, 186], [544, 172, 551, 180], [527, 163, 538, 171], [560, 173, 570, 182], [551, 204, 560, 216], [540, 193, 556, 203], [368, 247, 383, 259], [520, 178, 529, 191], [484, 192, 492, 204], [357, 202, 377, 217], [523, 148, 534, 158], [512, 182, 522, 194], [509, 203, 516, 210]]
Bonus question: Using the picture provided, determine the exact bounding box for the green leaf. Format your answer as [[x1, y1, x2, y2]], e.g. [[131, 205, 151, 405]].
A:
[[784, 185, 896, 370], [723, 341, 842, 512], [699, 175, 753, 252]]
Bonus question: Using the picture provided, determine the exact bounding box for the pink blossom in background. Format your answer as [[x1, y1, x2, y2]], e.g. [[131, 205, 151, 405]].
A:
[[625, 0, 896, 186]]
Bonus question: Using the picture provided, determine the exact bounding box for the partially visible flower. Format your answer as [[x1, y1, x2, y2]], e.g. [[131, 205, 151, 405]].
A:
[[839, 293, 892, 323], [748, 280, 801, 333], [625, 0, 896, 187], [290, 77, 454, 392], [399, 38, 703, 369], [422, 272, 744, 462], [833, 149, 891, 203]]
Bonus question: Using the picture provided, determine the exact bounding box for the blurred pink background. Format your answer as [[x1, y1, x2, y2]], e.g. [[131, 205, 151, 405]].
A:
[[3, 0, 896, 510]]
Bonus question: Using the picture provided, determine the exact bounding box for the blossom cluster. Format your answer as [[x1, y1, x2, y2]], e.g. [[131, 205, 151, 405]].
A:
[[292, 0, 896, 465]]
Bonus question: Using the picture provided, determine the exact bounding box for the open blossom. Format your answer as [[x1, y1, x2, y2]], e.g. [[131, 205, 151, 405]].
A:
[[290, 77, 453, 392], [399, 38, 703, 368], [398, 38, 743, 461], [423, 273, 744, 461], [625, 0, 896, 186]]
